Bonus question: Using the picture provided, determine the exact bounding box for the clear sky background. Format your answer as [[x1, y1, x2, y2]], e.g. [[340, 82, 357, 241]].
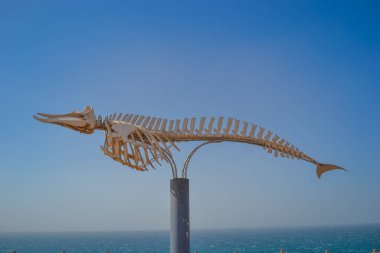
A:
[[0, 1, 379, 232]]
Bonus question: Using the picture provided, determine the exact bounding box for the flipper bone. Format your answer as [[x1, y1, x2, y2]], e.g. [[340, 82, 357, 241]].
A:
[[114, 139, 120, 157]]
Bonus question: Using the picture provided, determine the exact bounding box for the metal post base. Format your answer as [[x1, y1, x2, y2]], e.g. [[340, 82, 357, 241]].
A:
[[170, 178, 190, 253]]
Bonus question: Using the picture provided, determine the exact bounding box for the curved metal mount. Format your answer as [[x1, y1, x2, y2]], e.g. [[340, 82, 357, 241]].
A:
[[163, 150, 178, 179], [181, 141, 223, 178]]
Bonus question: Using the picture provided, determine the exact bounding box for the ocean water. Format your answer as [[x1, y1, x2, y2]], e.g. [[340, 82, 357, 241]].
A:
[[0, 225, 379, 253]]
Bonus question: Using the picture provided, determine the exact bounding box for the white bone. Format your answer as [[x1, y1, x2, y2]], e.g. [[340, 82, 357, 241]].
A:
[[295, 148, 300, 159], [196, 117, 206, 134], [161, 119, 168, 131], [168, 120, 174, 132], [264, 131, 272, 141], [284, 142, 290, 158], [131, 115, 139, 124], [189, 118, 196, 133], [174, 119, 181, 133], [154, 118, 162, 131], [144, 130, 163, 160], [249, 124, 257, 138], [214, 117, 224, 134], [122, 114, 129, 121], [110, 122, 137, 140], [142, 116, 151, 128], [114, 140, 120, 156], [290, 145, 296, 159], [257, 127, 265, 140], [148, 117, 156, 130], [240, 121, 248, 136], [223, 117, 233, 134], [136, 115, 145, 125], [151, 131, 172, 158], [134, 128, 147, 148], [125, 114, 133, 123], [271, 135, 280, 144], [232, 119, 240, 135], [204, 117, 215, 134], [97, 115, 102, 127], [182, 118, 189, 132]]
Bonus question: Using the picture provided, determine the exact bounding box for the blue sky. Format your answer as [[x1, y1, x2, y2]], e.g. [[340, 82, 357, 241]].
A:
[[0, 0, 379, 232]]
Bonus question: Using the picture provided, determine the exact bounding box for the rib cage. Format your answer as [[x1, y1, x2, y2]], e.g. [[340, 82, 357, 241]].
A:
[[100, 113, 317, 171]]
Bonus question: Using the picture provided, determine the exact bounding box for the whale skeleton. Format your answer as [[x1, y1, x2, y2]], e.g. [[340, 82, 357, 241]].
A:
[[34, 106, 346, 178]]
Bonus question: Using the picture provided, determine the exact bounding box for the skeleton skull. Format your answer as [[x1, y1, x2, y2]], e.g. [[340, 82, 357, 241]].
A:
[[33, 106, 97, 134]]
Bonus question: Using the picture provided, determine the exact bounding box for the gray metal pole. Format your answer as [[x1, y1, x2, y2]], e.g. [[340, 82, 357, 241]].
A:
[[170, 178, 190, 253]]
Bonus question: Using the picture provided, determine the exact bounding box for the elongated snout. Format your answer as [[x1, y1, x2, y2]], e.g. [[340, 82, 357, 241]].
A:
[[33, 113, 88, 128], [33, 106, 97, 134]]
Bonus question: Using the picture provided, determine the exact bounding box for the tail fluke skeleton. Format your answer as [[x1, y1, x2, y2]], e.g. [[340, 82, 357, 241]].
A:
[[316, 164, 347, 178]]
